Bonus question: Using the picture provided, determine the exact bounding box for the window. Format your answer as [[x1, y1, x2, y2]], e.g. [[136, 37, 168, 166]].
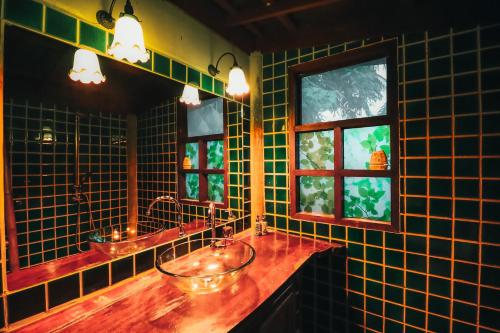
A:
[[178, 97, 227, 207], [289, 40, 400, 231]]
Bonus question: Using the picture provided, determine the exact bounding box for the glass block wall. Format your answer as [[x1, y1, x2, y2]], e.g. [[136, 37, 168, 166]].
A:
[[5, 100, 128, 268], [262, 24, 500, 332], [137, 100, 179, 227]]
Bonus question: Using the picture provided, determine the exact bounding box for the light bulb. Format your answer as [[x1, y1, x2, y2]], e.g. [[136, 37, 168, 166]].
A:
[[226, 65, 249, 96], [108, 14, 149, 63], [68, 49, 106, 84], [179, 84, 201, 105]]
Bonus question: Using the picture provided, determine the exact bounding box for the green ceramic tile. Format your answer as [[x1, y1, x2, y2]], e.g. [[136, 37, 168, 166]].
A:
[[153, 53, 170, 77], [5, 0, 43, 30], [79, 22, 106, 52], [172, 61, 186, 82], [214, 79, 224, 96], [187, 68, 200, 86], [453, 32, 477, 53], [201, 74, 213, 92], [46, 7, 77, 42], [429, 37, 450, 58]]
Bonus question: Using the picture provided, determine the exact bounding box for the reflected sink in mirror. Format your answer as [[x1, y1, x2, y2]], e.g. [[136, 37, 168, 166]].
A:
[[89, 221, 167, 258], [156, 238, 256, 294]]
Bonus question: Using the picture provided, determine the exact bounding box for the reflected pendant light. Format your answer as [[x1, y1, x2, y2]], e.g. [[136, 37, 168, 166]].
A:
[[179, 84, 201, 105], [97, 0, 149, 64], [68, 49, 106, 84], [208, 52, 249, 97]]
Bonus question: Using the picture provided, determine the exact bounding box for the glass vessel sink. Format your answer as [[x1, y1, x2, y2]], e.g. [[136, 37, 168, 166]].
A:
[[89, 221, 167, 258], [156, 238, 256, 294]]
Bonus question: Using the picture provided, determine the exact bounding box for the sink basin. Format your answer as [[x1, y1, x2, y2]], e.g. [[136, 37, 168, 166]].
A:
[[88, 221, 167, 258], [156, 238, 256, 294]]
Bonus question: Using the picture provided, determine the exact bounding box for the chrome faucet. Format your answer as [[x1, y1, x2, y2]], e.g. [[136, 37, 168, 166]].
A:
[[207, 202, 217, 247], [146, 195, 184, 237]]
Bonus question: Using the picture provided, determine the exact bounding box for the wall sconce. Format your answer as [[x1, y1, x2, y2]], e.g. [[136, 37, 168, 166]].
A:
[[208, 52, 249, 96], [180, 84, 201, 105], [96, 0, 149, 64], [69, 49, 106, 84]]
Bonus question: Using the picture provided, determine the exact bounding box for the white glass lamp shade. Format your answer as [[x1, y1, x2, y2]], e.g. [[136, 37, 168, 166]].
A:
[[226, 65, 249, 96], [108, 14, 150, 64], [180, 85, 201, 105], [68, 49, 106, 84]]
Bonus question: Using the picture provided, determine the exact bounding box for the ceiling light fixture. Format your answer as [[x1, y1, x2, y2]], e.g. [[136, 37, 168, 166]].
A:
[[208, 52, 249, 97], [68, 49, 106, 84], [96, 0, 149, 64], [180, 84, 201, 105]]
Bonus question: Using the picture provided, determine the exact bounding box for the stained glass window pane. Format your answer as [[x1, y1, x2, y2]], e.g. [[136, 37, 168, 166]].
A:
[[299, 176, 334, 215], [344, 125, 390, 170], [185, 143, 199, 169], [344, 177, 391, 221], [185, 173, 199, 200], [208, 174, 224, 202], [298, 130, 334, 170], [187, 97, 223, 137], [301, 58, 387, 124], [207, 140, 224, 169]]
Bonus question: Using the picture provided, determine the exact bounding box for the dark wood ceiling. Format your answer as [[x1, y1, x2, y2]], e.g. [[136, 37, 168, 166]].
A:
[[166, 0, 499, 53]]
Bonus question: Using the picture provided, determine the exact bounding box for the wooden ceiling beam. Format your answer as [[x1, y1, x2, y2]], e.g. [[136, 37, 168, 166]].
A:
[[277, 15, 297, 32], [226, 0, 343, 26], [166, 0, 255, 53], [255, 1, 497, 52], [213, 0, 263, 37]]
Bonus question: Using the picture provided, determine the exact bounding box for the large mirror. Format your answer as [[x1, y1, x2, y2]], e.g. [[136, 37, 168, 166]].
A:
[[3, 26, 248, 292]]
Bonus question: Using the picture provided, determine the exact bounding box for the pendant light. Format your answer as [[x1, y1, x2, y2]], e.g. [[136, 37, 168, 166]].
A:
[[96, 0, 149, 64], [180, 84, 201, 105], [208, 52, 249, 96], [68, 49, 106, 84]]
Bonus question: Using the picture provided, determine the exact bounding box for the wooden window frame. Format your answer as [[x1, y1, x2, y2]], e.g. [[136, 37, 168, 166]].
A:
[[177, 98, 229, 208], [289, 40, 400, 232]]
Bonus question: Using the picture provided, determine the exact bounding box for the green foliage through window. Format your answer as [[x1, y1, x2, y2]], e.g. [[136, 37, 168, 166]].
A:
[[299, 176, 334, 214], [301, 58, 387, 124], [344, 125, 390, 169], [299, 130, 334, 169], [208, 174, 224, 202], [344, 177, 391, 221], [185, 143, 199, 169], [207, 140, 224, 169], [185, 173, 199, 199]]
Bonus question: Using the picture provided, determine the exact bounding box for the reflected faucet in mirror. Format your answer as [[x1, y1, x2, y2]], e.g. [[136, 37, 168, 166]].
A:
[[207, 202, 217, 246], [146, 195, 185, 237]]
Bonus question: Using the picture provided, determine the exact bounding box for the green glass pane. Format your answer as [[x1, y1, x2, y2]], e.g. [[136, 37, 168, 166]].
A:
[[301, 58, 387, 124], [207, 140, 224, 169], [344, 125, 391, 170], [185, 143, 199, 169], [299, 176, 334, 215], [208, 174, 224, 203], [344, 177, 391, 221], [298, 130, 334, 169], [185, 173, 199, 200]]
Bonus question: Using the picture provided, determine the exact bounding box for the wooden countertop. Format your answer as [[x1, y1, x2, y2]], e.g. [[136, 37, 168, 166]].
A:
[[13, 231, 342, 333]]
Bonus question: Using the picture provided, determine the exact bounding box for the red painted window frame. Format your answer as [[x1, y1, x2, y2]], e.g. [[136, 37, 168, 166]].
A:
[[177, 98, 229, 209], [288, 40, 400, 232]]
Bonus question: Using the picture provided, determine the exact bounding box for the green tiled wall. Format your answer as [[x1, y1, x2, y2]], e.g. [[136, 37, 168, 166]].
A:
[[262, 24, 500, 332], [4, 101, 128, 268]]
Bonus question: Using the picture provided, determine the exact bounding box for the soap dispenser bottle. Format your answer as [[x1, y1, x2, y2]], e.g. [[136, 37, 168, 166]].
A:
[[255, 215, 262, 236]]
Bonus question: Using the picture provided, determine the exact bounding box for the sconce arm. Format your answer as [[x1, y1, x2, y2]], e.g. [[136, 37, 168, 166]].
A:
[[208, 52, 238, 76]]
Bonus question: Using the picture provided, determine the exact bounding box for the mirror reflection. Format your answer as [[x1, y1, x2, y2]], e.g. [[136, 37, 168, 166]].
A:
[[4, 26, 245, 291]]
